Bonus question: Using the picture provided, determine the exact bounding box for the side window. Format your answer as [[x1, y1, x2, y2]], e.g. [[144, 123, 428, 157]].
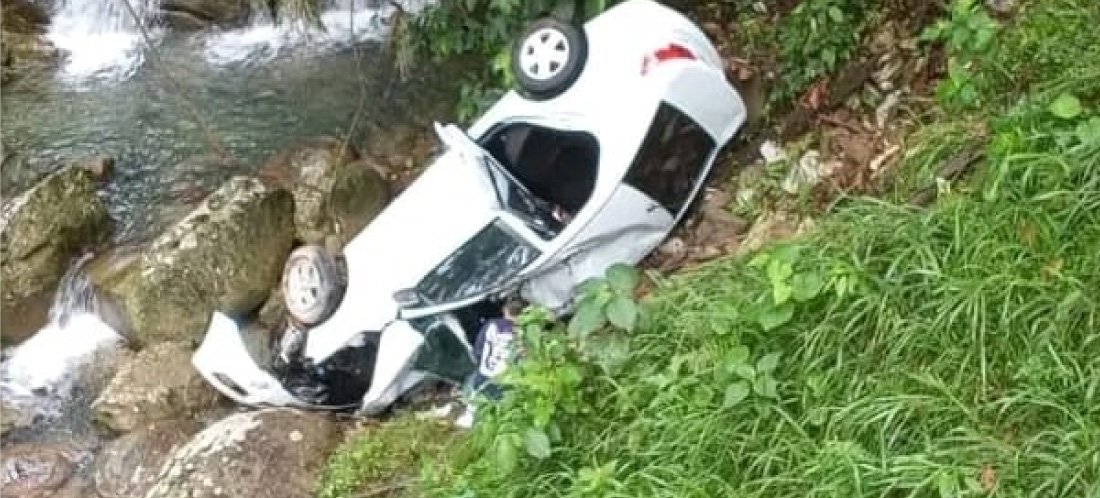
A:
[[623, 102, 717, 214]]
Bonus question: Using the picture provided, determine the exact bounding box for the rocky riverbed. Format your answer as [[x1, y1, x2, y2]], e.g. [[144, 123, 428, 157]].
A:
[[0, 133, 418, 498]]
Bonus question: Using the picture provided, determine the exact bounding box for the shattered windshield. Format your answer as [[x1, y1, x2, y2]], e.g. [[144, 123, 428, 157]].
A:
[[479, 153, 565, 240], [414, 219, 541, 306]]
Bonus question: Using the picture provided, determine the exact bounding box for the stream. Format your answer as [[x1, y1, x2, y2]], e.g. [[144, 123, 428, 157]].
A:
[[1, 0, 448, 244], [1, 0, 455, 493]]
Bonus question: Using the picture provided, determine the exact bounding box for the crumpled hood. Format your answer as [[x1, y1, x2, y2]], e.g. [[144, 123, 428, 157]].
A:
[[303, 149, 498, 361]]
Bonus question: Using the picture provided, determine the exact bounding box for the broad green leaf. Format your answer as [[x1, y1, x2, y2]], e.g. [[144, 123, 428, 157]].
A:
[[756, 352, 781, 373], [827, 6, 844, 22], [731, 363, 756, 381], [1049, 93, 1083, 120], [568, 300, 606, 338], [606, 264, 639, 294], [770, 243, 802, 264], [772, 280, 793, 305], [757, 303, 794, 331], [723, 381, 751, 408], [494, 436, 519, 475], [767, 259, 794, 285], [753, 375, 778, 399], [605, 295, 638, 331], [726, 346, 750, 367], [790, 271, 825, 302], [524, 428, 551, 459], [748, 252, 770, 269]]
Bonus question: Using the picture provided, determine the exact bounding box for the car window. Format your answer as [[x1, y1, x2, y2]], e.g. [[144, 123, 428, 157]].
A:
[[415, 219, 542, 306], [623, 102, 717, 215], [483, 160, 566, 240]]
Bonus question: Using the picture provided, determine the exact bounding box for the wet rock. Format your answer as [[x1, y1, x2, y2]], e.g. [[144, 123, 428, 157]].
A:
[[92, 342, 221, 434], [1, 165, 112, 344], [0, 444, 76, 498], [97, 176, 295, 346], [260, 137, 389, 247], [95, 419, 203, 498], [157, 0, 251, 30], [143, 408, 342, 498]]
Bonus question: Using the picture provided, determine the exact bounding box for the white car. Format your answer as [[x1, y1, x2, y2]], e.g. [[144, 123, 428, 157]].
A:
[[192, 0, 747, 414]]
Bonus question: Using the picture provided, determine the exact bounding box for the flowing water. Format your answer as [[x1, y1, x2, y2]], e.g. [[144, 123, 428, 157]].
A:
[[1, 0, 449, 244]]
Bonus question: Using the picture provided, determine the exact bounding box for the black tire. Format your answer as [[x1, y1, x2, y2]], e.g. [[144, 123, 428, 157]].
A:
[[281, 245, 345, 327], [511, 17, 588, 101]]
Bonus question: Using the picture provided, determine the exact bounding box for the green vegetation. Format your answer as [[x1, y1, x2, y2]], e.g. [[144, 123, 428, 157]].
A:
[[318, 417, 460, 498], [775, 0, 870, 106], [321, 1, 1099, 497]]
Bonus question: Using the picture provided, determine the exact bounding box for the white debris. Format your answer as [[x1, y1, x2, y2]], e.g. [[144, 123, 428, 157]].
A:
[[783, 150, 824, 194], [759, 140, 787, 164]]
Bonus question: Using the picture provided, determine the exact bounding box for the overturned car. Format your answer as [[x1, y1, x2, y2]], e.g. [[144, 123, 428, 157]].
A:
[[192, 0, 748, 414]]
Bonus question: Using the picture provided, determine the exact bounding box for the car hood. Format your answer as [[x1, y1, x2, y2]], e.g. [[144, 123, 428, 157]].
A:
[[303, 149, 498, 361]]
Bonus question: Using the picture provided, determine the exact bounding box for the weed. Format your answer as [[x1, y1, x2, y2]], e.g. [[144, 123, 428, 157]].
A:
[[919, 0, 999, 109], [775, 0, 867, 106], [317, 416, 459, 498]]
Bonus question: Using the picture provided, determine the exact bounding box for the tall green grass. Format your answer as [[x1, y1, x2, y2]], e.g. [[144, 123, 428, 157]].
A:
[[416, 1, 1100, 497]]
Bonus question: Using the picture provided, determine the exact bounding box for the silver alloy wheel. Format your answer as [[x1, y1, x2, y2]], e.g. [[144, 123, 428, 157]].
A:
[[518, 27, 572, 82], [286, 256, 322, 317], [281, 245, 343, 326]]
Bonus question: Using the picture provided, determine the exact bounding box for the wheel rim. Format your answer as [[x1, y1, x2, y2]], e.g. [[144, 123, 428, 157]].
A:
[[286, 258, 322, 316], [518, 27, 571, 82]]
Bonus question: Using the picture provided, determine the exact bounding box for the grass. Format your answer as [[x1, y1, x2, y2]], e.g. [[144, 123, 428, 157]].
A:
[[320, 1, 1100, 497], [318, 416, 460, 498]]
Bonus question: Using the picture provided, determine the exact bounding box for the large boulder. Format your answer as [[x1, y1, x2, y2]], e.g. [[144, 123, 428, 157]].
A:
[[260, 137, 390, 247], [98, 176, 295, 346], [91, 342, 221, 434], [143, 408, 342, 498], [156, 0, 251, 30], [0, 443, 85, 498], [1, 165, 112, 344], [95, 419, 204, 498]]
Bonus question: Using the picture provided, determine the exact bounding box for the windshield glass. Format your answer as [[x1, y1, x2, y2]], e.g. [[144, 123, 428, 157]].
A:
[[480, 154, 566, 240], [414, 218, 541, 306]]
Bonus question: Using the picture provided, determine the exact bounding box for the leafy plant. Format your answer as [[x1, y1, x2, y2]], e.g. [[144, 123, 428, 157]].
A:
[[920, 0, 998, 108], [776, 0, 865, 106]]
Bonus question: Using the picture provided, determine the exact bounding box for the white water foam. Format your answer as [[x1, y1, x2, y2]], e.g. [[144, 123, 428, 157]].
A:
[[45, 0, 164, 84], [0, 257, 125, 426], [202, 0, 431, 66]]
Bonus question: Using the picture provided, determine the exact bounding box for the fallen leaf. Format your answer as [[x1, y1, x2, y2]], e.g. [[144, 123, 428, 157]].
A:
[[979, 464, 997, 491]]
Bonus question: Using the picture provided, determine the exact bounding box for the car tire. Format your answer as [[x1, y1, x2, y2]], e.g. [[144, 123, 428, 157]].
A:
[[511, 17, 588, 101], [281, 245, 345, 327]]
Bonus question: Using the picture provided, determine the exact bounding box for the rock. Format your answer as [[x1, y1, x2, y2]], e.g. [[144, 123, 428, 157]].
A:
[[143, 409, 342, 498], [1, 165, 112, 344], [157, 0, 251, 30], [260, 137, 389, 247], [97, 176, 295, 346], [95, 419, 203, 498], [92, 342, 221, 434], [0, 444, 77, 498]]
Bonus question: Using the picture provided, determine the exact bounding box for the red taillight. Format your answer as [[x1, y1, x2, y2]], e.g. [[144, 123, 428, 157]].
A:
[[642, 43, 696, 75]]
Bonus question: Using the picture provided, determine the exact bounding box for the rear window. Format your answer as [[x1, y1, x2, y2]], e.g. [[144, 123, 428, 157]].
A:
[[415, 219, 541, 305], [624, 102, 717, 215]]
